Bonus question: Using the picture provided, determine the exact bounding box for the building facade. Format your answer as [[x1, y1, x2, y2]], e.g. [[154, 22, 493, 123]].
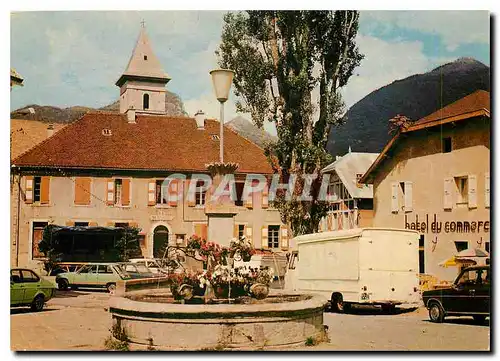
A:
[[10, 27, 289, 272], [360, 90, 490, 281], [319, 150, 378, 232]]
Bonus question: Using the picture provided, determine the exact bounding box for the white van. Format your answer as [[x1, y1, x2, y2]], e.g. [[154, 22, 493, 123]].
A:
[[285, 228, 421, 312]]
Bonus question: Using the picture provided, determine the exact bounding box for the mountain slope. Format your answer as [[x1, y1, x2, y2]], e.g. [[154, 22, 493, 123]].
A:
[[226, 116, 277, 149], [327, 57, 490, 156], [11, 90, 186, 123]]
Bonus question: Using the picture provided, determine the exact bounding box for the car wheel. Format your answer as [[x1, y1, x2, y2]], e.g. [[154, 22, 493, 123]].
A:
[[57, 279, 69, 291], [31, 295, 45, 312], [331, 294, 345, 313], [428, 302, 445, 323], [106, 283, 116, 294], [473, 315, 486, 324]]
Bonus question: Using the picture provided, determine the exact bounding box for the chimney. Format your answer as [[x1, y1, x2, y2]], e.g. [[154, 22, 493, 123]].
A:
[[194, 110, 205, 129], [126, 107, 136, 123], [47, 124, 54, 138]]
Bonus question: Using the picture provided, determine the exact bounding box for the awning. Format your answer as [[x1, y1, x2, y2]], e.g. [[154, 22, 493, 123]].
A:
[[455, 247, 489, 258]]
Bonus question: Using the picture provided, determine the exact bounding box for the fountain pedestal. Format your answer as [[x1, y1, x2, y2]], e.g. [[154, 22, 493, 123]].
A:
[[205, 162, 239, 248]]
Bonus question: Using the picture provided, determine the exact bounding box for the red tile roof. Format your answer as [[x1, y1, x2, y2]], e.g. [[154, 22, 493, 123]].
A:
[[11, 112, 273, 174], [11, 119, 66, 160], [360, 90, 490, 184], [407, 90, 490, 131]]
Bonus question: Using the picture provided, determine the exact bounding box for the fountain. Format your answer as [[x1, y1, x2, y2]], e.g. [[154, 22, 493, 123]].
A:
[[108, 236, 327, 350], [107, 160, 327, 350]]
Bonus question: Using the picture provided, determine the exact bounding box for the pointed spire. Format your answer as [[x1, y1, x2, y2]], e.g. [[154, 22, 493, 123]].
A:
[[116, 25, 170, 87]]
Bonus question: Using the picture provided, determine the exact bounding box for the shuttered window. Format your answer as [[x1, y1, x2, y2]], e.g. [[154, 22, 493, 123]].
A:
[[485, 173, 490, 208], [148, 180, 156, 206], [32, 222, 48, 259], [261, 226, 268, 249], [246, 226, 253, 247], [443, 178, 453, 210], [194, 223, 208, 240], [168, 179, 179, 207], [25, 176, 34, 204], [404, 181, 413, 212], [262, 182, 269, 209], [106, 178, 131, 206], [74, 177, 91, 205], [121, 179, 131, 206], [468, 174, 477, 209], [40, 177, 50, 204], [391, 182, 399, 213], [280, 226, 289, 249]]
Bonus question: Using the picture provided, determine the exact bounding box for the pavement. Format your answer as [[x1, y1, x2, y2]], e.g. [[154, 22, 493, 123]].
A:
[[297, 305, 490, 351], [10, 290, 490, 351]]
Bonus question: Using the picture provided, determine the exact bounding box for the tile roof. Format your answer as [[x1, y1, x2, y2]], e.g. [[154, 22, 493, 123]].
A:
[[321, 152, 379, 199], [360, 90, 490, 184], [11, 119, 66, 160], [407, 90, 490, 131], [11, 112, 274, 174]]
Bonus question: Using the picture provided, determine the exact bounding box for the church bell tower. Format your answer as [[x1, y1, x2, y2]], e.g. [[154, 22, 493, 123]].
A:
[[116, 23, 170, 116]]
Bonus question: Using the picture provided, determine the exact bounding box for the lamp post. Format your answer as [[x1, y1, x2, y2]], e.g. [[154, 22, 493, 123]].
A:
[[209, 69, 235, 163]]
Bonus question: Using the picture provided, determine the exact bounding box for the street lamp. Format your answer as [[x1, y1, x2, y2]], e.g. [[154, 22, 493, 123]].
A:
[[210, 69, 235, 163]]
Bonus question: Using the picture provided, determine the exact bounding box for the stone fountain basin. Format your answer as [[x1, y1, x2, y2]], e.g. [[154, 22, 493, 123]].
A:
[[109, 287, 327, 350]]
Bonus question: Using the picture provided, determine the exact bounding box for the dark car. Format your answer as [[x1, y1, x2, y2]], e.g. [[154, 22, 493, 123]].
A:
[[422, 265, 490, 323]]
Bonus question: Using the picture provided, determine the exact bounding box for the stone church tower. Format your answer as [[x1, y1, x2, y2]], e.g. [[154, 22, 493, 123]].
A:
[[116, 25, 170, 116]]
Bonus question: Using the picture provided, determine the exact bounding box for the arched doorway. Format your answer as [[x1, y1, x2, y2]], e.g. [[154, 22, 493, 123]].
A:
[[153, 225, 169, 258]]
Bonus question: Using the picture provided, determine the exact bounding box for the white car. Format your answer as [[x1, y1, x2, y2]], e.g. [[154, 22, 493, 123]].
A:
[[129, 258, 169, 274]]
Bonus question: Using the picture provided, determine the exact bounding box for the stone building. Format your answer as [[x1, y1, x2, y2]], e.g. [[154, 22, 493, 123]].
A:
[[360, 90, 490, 281], [10, 26, 288, 271], [319, 149, 378, 232]]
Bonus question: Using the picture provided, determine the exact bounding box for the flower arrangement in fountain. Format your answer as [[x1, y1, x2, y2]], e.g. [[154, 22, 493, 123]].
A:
[[197, 264, 274, 298], [229, 236, 256, 262], [165, 234, 271, 300], [186, 235, 230, 265]]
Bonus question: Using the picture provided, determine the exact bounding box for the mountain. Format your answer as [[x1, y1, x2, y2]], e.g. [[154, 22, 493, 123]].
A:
[[226, 116, 277, 149], [327, 57, 490, 156], [10, 90, 186, 123]]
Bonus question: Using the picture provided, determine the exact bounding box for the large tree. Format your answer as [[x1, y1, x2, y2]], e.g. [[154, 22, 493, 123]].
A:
[[217, 11, 363, 236]]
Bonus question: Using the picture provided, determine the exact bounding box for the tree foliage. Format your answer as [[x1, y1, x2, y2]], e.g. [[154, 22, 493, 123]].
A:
[[217, 11, 363, 235]]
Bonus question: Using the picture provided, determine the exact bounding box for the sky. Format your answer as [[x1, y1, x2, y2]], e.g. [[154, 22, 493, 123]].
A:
[[10, 11, 490, 135]]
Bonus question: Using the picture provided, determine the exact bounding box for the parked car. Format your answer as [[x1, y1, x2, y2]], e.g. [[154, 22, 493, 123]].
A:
[[55, 263, 130, 293], [11, 268, 56, 311], [49, 262, 87, 276], [422, 265, 490, 323], [118, 262, 161, 279], [129, 258, 172, 274]]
